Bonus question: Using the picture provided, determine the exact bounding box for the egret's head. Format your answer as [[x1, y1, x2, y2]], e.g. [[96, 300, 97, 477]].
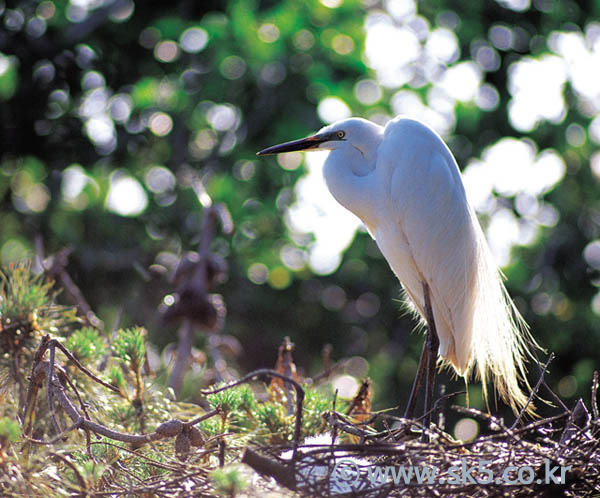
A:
[[257, 117, 381, 156]]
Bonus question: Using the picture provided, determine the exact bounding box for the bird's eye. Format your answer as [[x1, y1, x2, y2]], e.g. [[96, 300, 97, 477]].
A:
[[336, 131, 345, 139]]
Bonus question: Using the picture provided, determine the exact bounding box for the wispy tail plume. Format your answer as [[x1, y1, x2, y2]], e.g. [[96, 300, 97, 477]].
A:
[[467, 220, 539, 415]]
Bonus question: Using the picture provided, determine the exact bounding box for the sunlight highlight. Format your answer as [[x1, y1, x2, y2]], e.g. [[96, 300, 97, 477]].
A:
[[462, 138, 566, 265], [364, 13, 420, 88], [507, 55, 567, 131], [286, 152, 362, 275], [105, 172, 148, 217], [317, 97, 351, 124]]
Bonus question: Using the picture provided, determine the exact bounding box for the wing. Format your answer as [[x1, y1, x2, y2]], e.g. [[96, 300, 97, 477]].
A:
[[372, 118, 480, 373]]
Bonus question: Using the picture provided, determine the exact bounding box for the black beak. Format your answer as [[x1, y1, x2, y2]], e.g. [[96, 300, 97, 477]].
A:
[[256, 134, 327, 156]]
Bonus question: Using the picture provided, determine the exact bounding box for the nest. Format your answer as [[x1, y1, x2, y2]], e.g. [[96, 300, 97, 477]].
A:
[[242, 378, 600, 497]]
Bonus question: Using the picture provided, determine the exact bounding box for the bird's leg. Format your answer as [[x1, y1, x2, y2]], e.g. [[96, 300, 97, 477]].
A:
[[404, 341, 427, 419], [422, 282, 440, 434]]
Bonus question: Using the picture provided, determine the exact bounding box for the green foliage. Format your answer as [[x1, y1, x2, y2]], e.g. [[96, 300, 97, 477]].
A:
[[113, 327, 147, 373], [64, 327, 107, 364], [208, 384, 246, 414], [0, 417, 20, 444], [0, 54, 18, 101], [303, 388, 337, 435], [199, 415, 223, 439], [237, 384, 258, 413], [254, 401, 292, 443], [200, 382, 342, 444], [0, 262, 358, 495], [0, 265, 208, 494], [0, 264, 79, 343], [0, 263, 53, 320], [107, 363, 127, 393], [0, 264, 79, 418], [79, 461, 108, 491], [210, 465, 248, 497]]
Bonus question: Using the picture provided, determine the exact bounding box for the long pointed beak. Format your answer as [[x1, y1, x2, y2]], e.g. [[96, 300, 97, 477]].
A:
[[256, 134, 326, 156]]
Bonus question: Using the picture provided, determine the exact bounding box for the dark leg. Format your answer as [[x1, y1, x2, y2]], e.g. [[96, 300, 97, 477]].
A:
[[404, 341, 427, 419], [422, 282, 440, 434]]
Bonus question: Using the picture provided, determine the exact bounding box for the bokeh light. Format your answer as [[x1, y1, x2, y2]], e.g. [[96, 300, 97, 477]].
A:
[[105, 172, 148, 217], [332, 374, 360, 399], [247, 263, 268, 285], [154, 40, 179, 63], [258, 23, 280, 43], [454, 418, 479, 442], [364, 13, 420, 88], [145, 166, 175, 194], [148, 112, 173, 136], [317, 96, 351, 124], [507, 55, 567, 131], [277, 152, 302, 171], [180, 27, 208, 53], [286, 151, 362, 275], [354, 79, 382, 106], [61, 164, 98, 210]]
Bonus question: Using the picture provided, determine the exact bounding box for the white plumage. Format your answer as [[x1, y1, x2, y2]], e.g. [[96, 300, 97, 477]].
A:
[[258, 116, 534, 414]]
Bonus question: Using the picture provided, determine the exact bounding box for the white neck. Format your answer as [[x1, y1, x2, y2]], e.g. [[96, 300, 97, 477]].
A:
[[322, 145, 378, 228]]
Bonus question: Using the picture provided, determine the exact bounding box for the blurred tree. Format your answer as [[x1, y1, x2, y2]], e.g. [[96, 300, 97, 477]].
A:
[[1, 0, 599, 425]]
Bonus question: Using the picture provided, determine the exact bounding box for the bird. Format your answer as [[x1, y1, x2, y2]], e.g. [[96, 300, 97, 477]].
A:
[[257, 115, 536, 422]]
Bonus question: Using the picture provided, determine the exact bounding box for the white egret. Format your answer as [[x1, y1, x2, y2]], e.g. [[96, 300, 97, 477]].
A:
[[257, 116, 535, 421]]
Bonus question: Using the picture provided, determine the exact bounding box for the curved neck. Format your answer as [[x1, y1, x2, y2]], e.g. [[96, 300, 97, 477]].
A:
[[322, 146, 377, 228]]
